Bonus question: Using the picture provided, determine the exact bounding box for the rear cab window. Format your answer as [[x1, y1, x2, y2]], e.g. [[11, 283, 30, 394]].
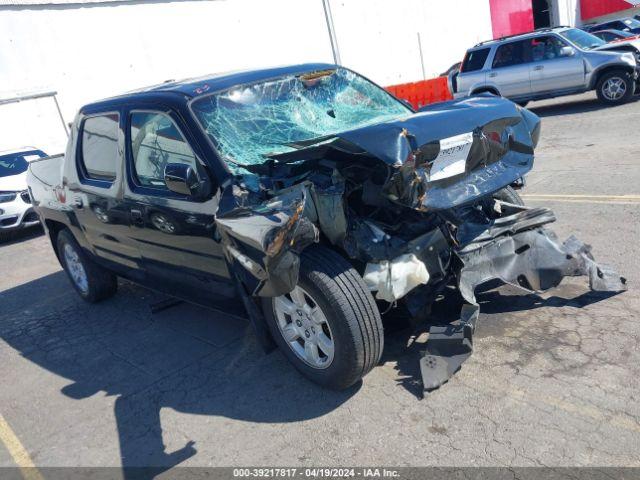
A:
[[80, 113, 120, 183], [461, 48, 490, 72]]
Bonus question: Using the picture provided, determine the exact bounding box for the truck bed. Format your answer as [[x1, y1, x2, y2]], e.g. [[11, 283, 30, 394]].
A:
[[27, 154, 65, 208]]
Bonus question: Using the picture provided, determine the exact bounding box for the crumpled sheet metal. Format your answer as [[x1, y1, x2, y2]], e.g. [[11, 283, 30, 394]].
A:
[[262, 96, 540, 212], [458, 229, 627, 303], [216, 187, 319, 297], [338, 96, 539, 211], [420, 225, 627, 393]]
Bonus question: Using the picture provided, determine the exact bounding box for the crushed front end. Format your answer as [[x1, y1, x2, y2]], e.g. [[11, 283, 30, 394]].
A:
[[191, 68, 626, 391]]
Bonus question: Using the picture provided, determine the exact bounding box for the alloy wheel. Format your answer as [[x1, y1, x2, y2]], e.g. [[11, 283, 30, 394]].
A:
[[602, 77, 627, 101], [273, 285, 335, 369], [63, 243, 89, 294]]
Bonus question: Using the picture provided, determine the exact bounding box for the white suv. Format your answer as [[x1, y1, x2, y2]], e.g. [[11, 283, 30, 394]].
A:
[[0, 147, 47, 240], [452, 27, 639, 106]]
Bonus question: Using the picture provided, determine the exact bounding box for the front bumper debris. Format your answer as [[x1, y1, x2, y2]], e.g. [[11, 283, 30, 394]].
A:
[[420, 206, 627, 392]]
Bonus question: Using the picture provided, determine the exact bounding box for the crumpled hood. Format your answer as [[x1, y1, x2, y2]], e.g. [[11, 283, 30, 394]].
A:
[[595, 38, 640, 53], [338, 96, 532, 165], [337, 95, 541, 210], [269, 95, 541, 211]]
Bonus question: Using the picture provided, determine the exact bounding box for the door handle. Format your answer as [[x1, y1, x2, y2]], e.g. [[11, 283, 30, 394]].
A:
[[533, 65, 544, 71], [489, 72, 498, 78], [130, 208, 144, 226]]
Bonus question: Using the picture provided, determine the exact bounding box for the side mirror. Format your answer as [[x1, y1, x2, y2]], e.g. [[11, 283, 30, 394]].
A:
[[164, 163, 207, 198], [560, 46, 576, 57]]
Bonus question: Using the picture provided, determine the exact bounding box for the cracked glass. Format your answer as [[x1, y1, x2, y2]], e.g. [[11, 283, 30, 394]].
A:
[[191, 68, 410, 188]]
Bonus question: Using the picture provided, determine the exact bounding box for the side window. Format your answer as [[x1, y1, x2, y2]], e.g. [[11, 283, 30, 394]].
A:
[[492, 40, 531, 68], [461, 48, 490, 73], [531, 36, 568, 62], [81, 113, 120, 182], [130, 112, 198, 190]]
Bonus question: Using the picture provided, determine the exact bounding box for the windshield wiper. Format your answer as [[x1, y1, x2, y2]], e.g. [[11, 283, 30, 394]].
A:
[[281, 134, 337, 150]]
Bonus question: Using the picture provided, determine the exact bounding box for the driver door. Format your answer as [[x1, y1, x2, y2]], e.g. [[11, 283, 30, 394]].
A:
[[122, 108, 235, 305], [529, 35, 585, 94]]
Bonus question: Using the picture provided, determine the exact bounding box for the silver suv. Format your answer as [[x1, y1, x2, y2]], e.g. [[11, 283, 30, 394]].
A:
[[452, 27, 640, 105]]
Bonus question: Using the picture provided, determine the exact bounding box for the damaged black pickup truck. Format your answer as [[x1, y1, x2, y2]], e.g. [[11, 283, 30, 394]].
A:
[[27, 64, 626, 391]]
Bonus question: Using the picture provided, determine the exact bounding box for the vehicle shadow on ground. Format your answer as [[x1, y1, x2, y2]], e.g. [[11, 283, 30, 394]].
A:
[[529, 94, 640, 118], [0, 272, 359, 478], [386, 284, 621, 400], [1, 271, 622, 474]]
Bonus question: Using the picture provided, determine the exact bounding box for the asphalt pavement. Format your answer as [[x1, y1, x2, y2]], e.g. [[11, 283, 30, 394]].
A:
[[1, 92, 639, 473]]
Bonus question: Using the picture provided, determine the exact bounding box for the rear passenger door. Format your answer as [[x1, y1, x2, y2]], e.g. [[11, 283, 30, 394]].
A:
[[529, 35, 585, 94], [122, 108, 235, 305], [489, 39, 533, 99], [72, 112, 144, 276]]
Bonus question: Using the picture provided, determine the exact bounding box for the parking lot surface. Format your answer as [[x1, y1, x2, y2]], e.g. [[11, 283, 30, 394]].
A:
[[1, 92, 639, 471]]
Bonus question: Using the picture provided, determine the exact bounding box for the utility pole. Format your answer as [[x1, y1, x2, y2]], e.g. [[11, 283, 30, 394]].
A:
[[322, 0, 342, 65], [417, 32, 427, 80]]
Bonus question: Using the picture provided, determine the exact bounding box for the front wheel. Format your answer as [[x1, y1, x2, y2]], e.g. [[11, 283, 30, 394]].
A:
[[57, 229, 118, 303], [262, 245, 384, 390], [596, 70, 634, 105]]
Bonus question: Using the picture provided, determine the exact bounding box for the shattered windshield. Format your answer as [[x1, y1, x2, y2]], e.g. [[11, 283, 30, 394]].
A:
[[559, 28, 606, 50], [191, 68, 411, 179]]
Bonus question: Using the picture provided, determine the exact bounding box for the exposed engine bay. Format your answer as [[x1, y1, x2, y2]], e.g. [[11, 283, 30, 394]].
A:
[[192, 70, 627, 392]]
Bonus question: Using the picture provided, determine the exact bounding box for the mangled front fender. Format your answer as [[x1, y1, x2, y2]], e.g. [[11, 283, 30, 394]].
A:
[[216, 186, 319, 298]]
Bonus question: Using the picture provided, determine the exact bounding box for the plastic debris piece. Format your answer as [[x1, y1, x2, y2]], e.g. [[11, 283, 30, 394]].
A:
[[363, 253, 430, 303]]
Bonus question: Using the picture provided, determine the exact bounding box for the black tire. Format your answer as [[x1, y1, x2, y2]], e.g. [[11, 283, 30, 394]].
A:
[[596, 70, 634, 105], [262, 245, 384, 390], [57, 229, 117, 303], [493, 186, 525, 206], [473, 89, 500, 97]]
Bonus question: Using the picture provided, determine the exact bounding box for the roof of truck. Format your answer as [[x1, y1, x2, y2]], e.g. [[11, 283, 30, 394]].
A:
[[82, 63, 338, 112]]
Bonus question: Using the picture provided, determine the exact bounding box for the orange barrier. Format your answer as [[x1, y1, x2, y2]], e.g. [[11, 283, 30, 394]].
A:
[[386, 77, 453, 110]]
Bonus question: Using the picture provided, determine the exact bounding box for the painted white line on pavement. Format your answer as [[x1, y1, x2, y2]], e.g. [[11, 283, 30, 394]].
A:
[[0, 414, 43, 480]]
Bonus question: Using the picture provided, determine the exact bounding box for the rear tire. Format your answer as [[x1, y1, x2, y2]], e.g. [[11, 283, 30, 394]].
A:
[[596, 70, 634, 105], [57, 229, 117, 303], [473, 89, 500, 97], [494, 186, 525, 206], [262, 245, 384, 390]]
